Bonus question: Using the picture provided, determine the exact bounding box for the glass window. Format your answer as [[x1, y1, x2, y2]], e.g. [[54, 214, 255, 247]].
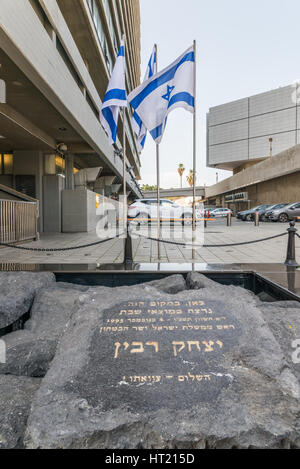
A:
[[0, 154, 14, 174], [3, 154, 13, 174]]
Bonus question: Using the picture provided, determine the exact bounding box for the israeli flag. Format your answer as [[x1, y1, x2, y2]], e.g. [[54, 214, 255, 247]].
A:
[[131, 46, 157, 152], [128, 45, 195, 144], [100, 41, 127, 145]]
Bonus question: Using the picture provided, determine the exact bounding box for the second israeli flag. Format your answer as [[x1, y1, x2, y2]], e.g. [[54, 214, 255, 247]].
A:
[[131, 46, 157, 152], [128, 45, 195, 144]]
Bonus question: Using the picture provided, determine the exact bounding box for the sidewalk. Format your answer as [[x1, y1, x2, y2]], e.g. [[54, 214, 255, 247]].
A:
[[0, 219, 298, 265]]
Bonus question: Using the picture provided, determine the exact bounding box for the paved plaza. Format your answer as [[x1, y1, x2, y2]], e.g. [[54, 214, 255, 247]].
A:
[[0, 219, 298, 265]]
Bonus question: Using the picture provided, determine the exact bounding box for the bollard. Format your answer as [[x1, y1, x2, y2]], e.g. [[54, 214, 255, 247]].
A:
[[124, 221, 133, 264], [227, 212, 232, 227], [254, 212, 259, 227], [284, 221, 298, 267]]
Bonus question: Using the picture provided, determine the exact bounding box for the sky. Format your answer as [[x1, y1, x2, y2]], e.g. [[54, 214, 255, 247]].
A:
[[138, 0, 300, 189]]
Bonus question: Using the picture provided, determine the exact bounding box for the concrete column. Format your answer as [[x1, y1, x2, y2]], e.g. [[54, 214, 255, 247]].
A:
[[44, 154, 56, 174], [65, 154, 74, 190], [13, 150, 44, 232]]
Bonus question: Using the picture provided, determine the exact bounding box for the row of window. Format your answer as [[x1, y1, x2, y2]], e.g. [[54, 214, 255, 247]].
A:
[[87, 0, 115, 73]]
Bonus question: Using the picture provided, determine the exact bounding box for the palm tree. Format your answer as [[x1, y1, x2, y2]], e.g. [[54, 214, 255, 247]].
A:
[[177, 164, 185, 188], [186, 169, 194, 188]]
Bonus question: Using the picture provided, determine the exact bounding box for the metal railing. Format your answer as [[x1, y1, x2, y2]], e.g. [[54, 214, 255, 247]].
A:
[[0, 199, 38, 245]]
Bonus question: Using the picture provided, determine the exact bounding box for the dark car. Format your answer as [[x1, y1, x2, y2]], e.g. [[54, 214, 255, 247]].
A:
[[237, 205, 271, 221], [249, 204, 284, 221], [263, 204, 288, 221], [247, 205, 272, 221]]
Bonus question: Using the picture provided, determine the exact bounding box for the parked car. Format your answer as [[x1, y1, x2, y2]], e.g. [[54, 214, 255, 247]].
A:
[[198, 207, 219, 217], [269, 202, 300, 222], [128, 199, 194, 224], [248, 204, 273, 221], [263, 204, 289, 221], [210, 208, 233, 218], [237, 205, 271, 221]]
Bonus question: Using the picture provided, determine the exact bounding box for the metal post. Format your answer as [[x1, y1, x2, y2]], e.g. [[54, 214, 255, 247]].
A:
[[254, 211, 259, 227], [156, 143, 161, 259], [284, 221, 298, 267], [269, 137, 273, 158], [192, 39, 197, 233], [227, 212, 232, 227], [124, 221, 133, 264], [155, 44, 161, 260]]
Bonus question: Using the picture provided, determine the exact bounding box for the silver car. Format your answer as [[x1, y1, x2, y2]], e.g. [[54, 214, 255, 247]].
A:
[[269, 202, 300, 222]]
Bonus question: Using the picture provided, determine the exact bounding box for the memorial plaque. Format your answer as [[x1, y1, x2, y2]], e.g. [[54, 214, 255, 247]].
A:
[[68, 298, 242, 412]]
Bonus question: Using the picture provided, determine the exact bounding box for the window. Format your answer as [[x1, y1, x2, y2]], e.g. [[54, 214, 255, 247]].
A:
[[86, 91, 99, 118], [29, 0, 53, 38], [87, 0, 113, 73], [0, 153, 13, 175], [56, 37, 84, 93]]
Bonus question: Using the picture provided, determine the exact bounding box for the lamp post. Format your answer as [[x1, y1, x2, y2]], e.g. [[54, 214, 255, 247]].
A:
[[269, 137, 273, 157]]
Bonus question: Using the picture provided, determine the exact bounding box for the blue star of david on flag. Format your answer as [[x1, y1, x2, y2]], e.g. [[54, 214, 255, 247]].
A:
[[128, 44, 195, 144], [131, 46, 157, 152], [162, 85, 175, 102]]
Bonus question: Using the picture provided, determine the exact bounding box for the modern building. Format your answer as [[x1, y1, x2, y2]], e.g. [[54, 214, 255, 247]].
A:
[[0, 0, 142, 234], [206, 84, 300, 211]]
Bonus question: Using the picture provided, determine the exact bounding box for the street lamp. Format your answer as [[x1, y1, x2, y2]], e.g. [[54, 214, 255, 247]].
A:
[[269, 137, 273, 157]]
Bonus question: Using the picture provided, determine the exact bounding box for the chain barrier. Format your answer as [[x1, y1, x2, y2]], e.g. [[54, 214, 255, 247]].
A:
[[0, 232, 124, 252], [132, 231, 288, 248]]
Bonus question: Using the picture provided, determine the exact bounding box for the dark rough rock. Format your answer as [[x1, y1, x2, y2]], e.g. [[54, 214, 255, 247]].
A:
[[0, 284, 92, 377], [0, 375, 41, 449], [0, 331, 56, 377], [257, 292, 277, 303], [139, 274, 187, 294], [24, 281, 300, 449], [0, 272, 55, 329], [260, 304, 300, 383], [261, 301, 300, 309], [186, 272, 258, 305]]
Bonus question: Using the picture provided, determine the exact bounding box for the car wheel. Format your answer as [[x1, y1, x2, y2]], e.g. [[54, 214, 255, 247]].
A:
[[278, 213, 289, 223], [246, 214, 252, 221]]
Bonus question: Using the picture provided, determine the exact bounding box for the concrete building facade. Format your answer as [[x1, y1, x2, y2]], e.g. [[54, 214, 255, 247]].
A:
[[0, 0, 142, 233], [207, 84, 300, 172], [206, 84, 300, 211]]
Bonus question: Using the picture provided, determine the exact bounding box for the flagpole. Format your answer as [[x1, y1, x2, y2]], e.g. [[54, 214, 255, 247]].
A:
[[192, 39, 197, 234], [155, 43, 161, 260], [122, 34, 127, 233]]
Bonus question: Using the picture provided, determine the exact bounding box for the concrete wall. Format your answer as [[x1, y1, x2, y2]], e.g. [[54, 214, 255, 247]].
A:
[[206, 144, 300, 199], [43, 174, 65, 232], [206, 145, 300, 212], [62, 189, 97, 232], [207, 85, 300, 170]]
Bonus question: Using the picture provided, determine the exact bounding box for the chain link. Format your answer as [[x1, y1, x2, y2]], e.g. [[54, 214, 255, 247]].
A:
[[133, 231, 288, 248], [0, 232, 124, 252]]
